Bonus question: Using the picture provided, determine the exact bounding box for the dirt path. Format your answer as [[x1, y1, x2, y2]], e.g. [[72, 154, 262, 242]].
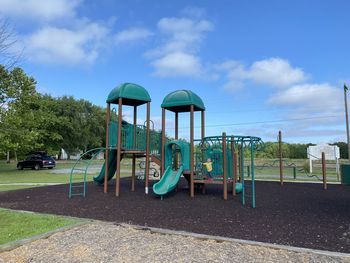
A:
[[1, 222, 349, 263]]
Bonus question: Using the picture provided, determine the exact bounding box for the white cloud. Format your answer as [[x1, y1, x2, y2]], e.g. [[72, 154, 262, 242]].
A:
[[218, 58, 307, 90], [268, 83, 342, 110], [115, 27, 153, 44], [24, 22, 109, 65], [0, 0, 80, 22], [146, 13, 213, 77], [264, 83, 344, 138], [152, 52, 202, 77], [250, 58, 307, 87], [155, 17, 212, 56]]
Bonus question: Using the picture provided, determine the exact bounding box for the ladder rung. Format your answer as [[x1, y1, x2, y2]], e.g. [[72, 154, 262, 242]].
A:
[[71, 185, 84, 188], [70, 193, 85, 196]]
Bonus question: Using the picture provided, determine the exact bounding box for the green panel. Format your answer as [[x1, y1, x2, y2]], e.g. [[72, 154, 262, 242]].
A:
[[164, 140, 190, 170], [106, 83, 151, 105], [108, 121, 117, 147], [341, 164, 350, 185], [161, 90, 205, 112]]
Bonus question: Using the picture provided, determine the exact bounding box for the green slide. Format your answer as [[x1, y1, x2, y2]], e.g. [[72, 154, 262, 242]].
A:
[[94, 150, 117, 184], [153, 165, 184, 196]]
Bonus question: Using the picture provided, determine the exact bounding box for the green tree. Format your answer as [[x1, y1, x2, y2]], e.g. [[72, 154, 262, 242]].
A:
[[53, 96, 105, 157], [0, 66, 40, 159], [331, 142, 348, 159]]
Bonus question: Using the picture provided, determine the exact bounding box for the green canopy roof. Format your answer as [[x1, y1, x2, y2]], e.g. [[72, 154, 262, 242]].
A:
[[161, 90, 205, 112], [106, 83, 151, 106]]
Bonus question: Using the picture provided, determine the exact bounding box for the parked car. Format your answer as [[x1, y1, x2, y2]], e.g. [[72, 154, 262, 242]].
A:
[[17, 154, 56, 170]]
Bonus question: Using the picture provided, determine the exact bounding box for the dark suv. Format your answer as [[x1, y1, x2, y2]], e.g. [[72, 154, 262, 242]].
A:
[[17, 154, 56, 170]]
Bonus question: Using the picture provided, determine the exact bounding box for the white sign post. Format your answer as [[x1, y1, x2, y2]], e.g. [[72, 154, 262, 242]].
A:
[[307, 144, 340, 177]]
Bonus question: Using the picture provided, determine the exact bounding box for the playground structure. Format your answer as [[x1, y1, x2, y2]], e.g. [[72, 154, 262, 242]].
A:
[[69, 83, 263, 207]]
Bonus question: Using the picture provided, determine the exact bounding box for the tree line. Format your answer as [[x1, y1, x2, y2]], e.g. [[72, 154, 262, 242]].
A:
[[255, 141, 348, 159], [0, 65, 106, 160]]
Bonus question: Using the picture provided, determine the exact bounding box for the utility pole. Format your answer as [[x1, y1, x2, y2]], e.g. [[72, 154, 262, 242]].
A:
[[344, 83, 350, 162]]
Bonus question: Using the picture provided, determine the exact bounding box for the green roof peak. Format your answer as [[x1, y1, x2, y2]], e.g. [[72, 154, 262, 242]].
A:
[[161, 90, 205, 112], [107, 83, 151, 106]]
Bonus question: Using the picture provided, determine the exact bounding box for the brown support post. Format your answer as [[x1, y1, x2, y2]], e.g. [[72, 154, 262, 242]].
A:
[[175, 112, 178, 140], [201, 110, 205, 140], [231, 136, 236, 196], [175, 112, 178, 170], [145, 102, 150, 194], [223, 132, 227, 200], [201, 110, 205, 193], [161, 108, 166, 176], [238, 144, 242, 179], [131, 106, 137, 192], [116, 98, 122, 197], [279, 130, 283, 186], [104, 103, 110, 193], [344, 84, 350, 162], [322, 152, 327, 190], [190, 105, 194, 198]]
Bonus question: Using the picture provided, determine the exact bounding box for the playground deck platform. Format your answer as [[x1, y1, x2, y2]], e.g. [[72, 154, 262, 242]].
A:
[[0, 178, 349, 253]]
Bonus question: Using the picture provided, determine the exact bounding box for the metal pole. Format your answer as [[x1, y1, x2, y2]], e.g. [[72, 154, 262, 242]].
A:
[[161, 108, 165, 175], [279, 130, 283, 186], [201, 110, 205, 194], [238, 144, 242, 179], [344, 84, 350, 162], [201, 110, 205, 162], [145, 102, 150, 194], [190, 105, 194, 198], [104, 103, 110, 193], [322, 152, 327, 190], [231, 136, 236, 196], [250, 138, 255, 208], [175, 112, 178, 170], [175, 112, 178, 140], [293, 167, 296, 179], [116, 98, 123, 197], [241, 138, 245, 205], [201, 111, 205, 141], [131, 106, 137, 192], [223, 132, 227, 200]]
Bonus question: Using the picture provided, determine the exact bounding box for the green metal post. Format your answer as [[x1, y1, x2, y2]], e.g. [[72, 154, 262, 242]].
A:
[[241, 138, 245, 205], [293, 166, 296, 179], [250, 138, 255, 208], [69, 171, 73, 198]]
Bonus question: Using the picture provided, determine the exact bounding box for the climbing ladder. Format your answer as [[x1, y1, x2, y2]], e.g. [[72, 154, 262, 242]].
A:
[[69, 147, 106, 198]]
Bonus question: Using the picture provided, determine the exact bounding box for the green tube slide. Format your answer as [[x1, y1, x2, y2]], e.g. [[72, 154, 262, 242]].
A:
[[94, 150, 117, 184], [153, 165, 184, 196]]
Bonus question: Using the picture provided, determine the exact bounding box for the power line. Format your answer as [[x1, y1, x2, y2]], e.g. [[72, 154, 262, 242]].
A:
[[167, 114, 343, 130]]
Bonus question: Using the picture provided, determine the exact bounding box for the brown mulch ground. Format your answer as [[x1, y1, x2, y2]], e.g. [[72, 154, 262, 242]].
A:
[[0, 178, 349, 253]]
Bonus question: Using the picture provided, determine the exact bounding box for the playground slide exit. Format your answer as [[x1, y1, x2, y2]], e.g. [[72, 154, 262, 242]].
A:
[[93, 150, 118, 184], [153, 165, 184, 196]]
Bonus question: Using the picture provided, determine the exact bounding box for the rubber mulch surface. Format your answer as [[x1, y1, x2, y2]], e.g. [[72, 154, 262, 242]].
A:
[[0, 178, 349, 253]]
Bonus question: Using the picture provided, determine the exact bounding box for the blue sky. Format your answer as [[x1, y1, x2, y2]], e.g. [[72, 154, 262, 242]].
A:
[[1, 0, 349, 143]]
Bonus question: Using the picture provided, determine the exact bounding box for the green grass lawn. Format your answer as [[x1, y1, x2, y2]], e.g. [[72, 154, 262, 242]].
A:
[[0, 159, 133, 192], [0, 209, 82, 245]]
